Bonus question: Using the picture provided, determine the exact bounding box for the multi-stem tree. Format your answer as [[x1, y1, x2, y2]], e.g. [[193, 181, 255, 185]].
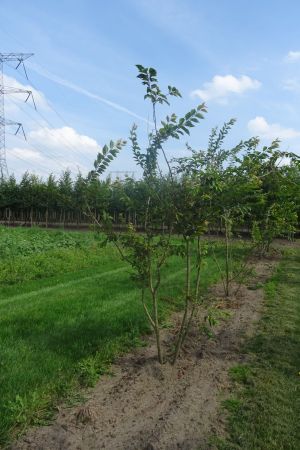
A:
[[91, 65, 207, 364]]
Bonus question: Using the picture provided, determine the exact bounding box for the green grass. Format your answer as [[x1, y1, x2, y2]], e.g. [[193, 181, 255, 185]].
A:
[[214, 247, 300, 450], [0, 227, 230, 446], [0, 226, 105, 285]]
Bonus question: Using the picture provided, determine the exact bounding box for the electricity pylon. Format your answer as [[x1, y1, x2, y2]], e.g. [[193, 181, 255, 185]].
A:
[[0, 53, 35, 179]]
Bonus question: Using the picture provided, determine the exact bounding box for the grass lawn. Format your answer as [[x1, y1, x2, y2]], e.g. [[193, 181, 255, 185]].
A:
[[214, 247, 300, 450], [0, 227, 228, 446]]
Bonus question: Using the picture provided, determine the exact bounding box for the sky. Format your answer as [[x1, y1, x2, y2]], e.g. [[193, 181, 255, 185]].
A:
[[0, 0, 300, 180]]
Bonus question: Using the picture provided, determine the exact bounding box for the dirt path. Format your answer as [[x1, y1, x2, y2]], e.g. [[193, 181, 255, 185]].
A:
[[11, 259, 277, 450]]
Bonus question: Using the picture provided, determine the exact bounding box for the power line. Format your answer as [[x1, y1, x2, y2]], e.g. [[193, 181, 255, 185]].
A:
[[4, 62, 96, 175], [6, 134, 53, 177], [0, 24, 151, 127], [5, 62, 98, 167], [9, 129, 83, 177], [9, 153, 51, 178], [33, 107, 94, 167], [6, 96, 81, 172]]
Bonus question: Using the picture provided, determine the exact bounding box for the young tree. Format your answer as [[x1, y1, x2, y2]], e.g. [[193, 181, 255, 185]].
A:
[[90, 65, 207, 364], [234, 139, 299, 255]]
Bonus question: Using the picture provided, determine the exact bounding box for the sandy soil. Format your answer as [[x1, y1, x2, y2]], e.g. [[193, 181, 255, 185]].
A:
[[10, 258, 278, 450]]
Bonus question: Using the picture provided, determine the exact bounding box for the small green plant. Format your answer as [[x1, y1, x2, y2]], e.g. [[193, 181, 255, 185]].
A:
[[77, 357, 102, 387], [6, 392, 52, 436], [203, 306, 231, 338], [229, 364, 252, 384]]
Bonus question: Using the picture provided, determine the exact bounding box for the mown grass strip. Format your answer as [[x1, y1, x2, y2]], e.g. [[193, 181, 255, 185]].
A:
[[213, 248, 300, 450], [0, 267, 127, 307]]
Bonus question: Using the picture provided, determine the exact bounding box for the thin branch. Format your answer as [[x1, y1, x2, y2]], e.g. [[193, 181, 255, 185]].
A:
[[141, 288, 156, 329]]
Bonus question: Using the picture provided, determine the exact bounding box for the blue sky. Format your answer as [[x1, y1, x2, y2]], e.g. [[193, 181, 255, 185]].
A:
[[1, 0, 300, 179]]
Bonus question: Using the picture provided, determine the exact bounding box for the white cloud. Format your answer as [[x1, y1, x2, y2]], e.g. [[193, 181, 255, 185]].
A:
[[248, 116, 300, 140], [191, 75, 261, 103], [285, 51, 300, 62], [8, 143, 89, 178], [283, 78, 300, 92], [29, 126, 101, 155], [7, 126, 103, 178], [3, 74, 48, 110], [10, 147, 43, 161]]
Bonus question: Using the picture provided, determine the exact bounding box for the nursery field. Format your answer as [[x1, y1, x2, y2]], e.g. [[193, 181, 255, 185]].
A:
[[0, 227, 299, 449], [0, 226, 228, 445], [1, 4, 299, 448]]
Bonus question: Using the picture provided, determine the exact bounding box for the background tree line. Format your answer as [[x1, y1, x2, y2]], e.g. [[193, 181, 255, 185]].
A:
[[0, 142, 299, 236], [0, 171, 146, 227]]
